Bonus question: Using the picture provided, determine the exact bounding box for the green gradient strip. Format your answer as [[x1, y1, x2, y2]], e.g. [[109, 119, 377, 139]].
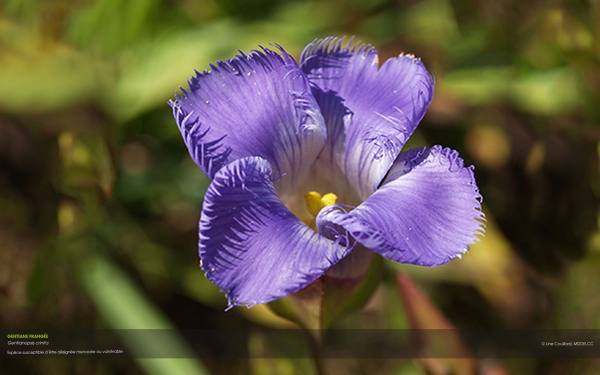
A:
[[79, 253, 208, 375]]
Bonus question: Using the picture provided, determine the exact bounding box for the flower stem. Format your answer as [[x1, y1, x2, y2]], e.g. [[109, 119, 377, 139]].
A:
[[306, 328, 327, 375]]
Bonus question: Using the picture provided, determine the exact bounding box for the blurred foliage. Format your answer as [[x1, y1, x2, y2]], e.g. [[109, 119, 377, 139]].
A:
[[0, 0, 599, 374]]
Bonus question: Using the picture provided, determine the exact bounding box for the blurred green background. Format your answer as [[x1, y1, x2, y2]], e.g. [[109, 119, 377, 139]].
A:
[[0, 0, 599, 374]]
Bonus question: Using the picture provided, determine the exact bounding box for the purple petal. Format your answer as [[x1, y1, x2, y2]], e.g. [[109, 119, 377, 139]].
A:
[[300, 37, 434, 200], [170, 46, 327, 195], [318, 146, 485, 266], [200, 156, 351, 308]]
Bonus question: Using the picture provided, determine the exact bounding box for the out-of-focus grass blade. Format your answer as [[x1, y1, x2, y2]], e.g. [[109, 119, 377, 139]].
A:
[[79, 253, 208, 375], [510, 67, 583, 115], [27, 250, 48, 301], [3, 0, 37, 18], [395, 272, 475, 375], [0, 17, 105, 113], [66, 0, 159, 55], [108, 22, 240, 122], [399, 0, 459, 47], [555, 257, 600, 328], [442, 66, 583, 115], [441, 67, 513, 106]]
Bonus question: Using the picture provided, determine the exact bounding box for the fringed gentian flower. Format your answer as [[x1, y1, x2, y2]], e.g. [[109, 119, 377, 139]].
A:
[[170, 37, 484, 309]]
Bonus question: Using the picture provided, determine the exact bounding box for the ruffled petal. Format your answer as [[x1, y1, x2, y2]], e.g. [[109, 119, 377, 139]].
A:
[[318, 146, 485, 266], [170, 46, 327, 195], [200, 156, 351, 308], [300, 37, 434, 200]]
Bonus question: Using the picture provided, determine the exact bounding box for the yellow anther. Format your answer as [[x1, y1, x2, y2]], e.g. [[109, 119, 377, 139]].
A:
[[304, 191, 338, 218], [304, 192, 323, 218], [321, 193, 337, 207]]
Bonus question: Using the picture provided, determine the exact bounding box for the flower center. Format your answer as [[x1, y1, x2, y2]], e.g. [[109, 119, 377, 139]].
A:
[[303, 191, 337, 229]]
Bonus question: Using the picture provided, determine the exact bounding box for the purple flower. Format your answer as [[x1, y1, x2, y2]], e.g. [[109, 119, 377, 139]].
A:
[[170, 37, 485, 309]]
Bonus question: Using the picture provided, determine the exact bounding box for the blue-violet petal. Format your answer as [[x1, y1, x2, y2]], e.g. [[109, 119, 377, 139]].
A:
[[319, 146, 485, 266], [200, 156, 352, 308], [171, 46, 327, 195], [300, 37, 434, 200]]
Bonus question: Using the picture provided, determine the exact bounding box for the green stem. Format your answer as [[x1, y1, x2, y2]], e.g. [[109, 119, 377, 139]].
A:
[[306, 328, 327, 375]]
